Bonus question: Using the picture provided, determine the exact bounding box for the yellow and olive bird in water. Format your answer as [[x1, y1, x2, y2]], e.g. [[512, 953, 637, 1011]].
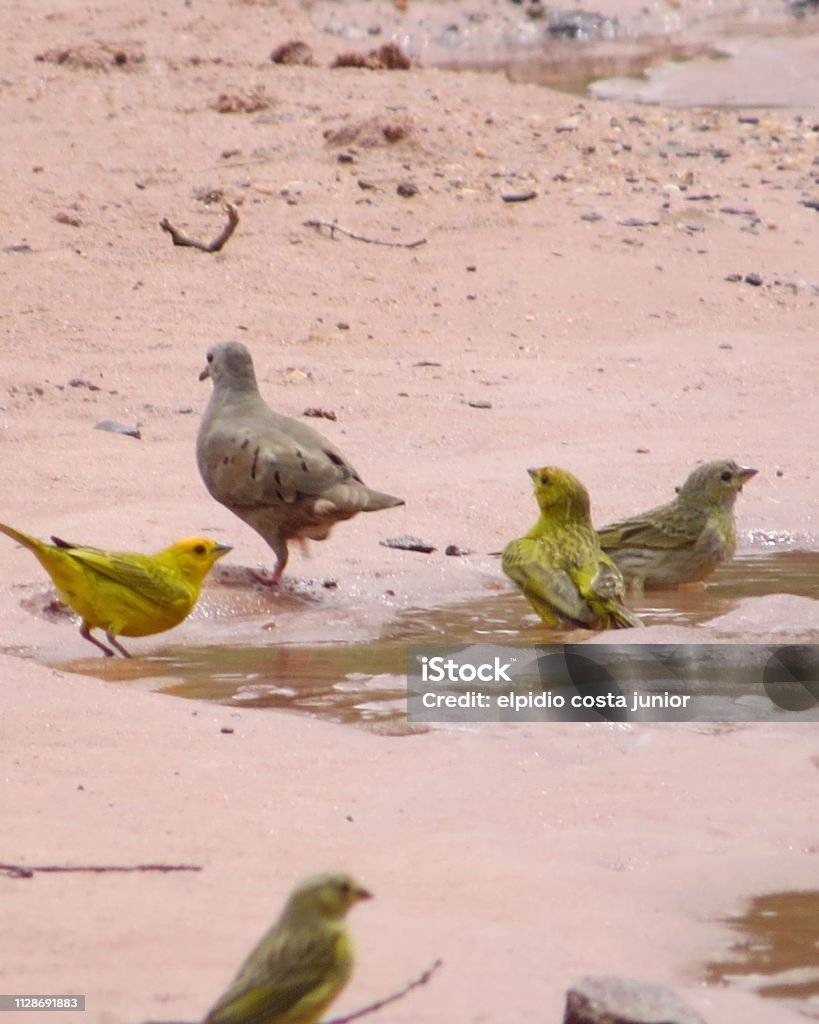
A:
[[502, 467, 641, 630], [597, 458, 757, 589]]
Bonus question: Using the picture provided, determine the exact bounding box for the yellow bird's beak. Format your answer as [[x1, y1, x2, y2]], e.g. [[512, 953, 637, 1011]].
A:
[[214, 543, 233, 558]]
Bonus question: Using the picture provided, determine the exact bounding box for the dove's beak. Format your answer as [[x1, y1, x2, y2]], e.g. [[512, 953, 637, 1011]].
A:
[[198, 364, 211, 382]]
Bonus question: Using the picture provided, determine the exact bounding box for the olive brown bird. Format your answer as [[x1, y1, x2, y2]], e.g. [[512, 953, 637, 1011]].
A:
[[502, 466, 641, 630], [597, 458, 757, 589], [0, 522, 230, 657], [196, 342, 404, 585], [201, 872, 372, 1024]]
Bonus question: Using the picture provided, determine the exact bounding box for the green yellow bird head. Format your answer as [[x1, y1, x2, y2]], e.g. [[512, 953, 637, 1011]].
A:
[[675, 459, 758, 506], [527, 466, 592, 522], [285, 872, 373, 922], [165, 538, 232, 582]]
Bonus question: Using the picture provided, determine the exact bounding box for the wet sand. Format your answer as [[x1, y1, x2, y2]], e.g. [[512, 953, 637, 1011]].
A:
[[1, 0, 818, 1020]]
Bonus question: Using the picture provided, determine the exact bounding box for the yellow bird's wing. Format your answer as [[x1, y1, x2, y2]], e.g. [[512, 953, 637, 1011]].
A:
[[597, 506, 706, 550], [205, 930, 347, 1024], [50, 539, 190, 609], [503, 542, 597, 627]]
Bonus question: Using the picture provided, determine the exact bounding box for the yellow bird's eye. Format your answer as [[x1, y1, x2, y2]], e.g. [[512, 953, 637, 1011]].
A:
[[194, 543, 207, 555]]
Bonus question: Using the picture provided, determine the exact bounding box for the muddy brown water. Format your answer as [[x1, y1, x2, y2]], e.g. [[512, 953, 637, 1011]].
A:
[[70, 550, 819, 727], [705, 890, 819, 1005]]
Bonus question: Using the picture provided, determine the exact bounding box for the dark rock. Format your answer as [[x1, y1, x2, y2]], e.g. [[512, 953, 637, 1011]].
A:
[[563, 975, 707, 1024], [380, 535, 436, 553]]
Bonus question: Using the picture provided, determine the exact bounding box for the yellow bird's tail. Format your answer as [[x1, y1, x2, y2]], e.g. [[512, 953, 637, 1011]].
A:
[[0, 521, 48, 557]]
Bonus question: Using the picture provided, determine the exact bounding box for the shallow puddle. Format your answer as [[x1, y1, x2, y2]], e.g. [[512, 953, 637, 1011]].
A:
[[705, 890, 819, 1007], [71, 550, 819, 727]]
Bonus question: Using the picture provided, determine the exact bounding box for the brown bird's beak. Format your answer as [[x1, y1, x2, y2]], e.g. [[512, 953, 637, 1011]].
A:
[[738, 466, 758, 488], [198, 364, 211, 382], [355, 885, 373, 902], [527, 467, 538, 481]]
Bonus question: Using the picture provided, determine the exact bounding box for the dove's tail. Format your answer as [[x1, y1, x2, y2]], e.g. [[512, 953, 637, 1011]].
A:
[[363, 490, 405, 512]]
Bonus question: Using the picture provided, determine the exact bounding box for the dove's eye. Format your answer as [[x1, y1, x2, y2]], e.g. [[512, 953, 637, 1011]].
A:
[[207, 352, 214, 363]]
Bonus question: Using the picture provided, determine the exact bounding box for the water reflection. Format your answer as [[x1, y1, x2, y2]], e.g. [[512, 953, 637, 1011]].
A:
[[70, 550, 819, 727]]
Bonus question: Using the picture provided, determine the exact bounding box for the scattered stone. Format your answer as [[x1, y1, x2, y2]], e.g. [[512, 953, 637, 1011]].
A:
[[220, 727, 234, 735], [445, 544, 471, 556], [68, 378, 101, 391], [332, 42, 412, 70], [303, 407, 337, 421], [563, 975, 707, 1024], [54, 211, 82, 227], [616, 217, 659, 227], [720, 205, 757, 217], [94, 420, 141, 439], [358, 179, 376, 190], [580, 211, 603, 221], [324, 115, 413, 148], [337, 152, 356, 164], [413, 360, 442, 367], [212, 87, 273, 113], [35, 43, 145, 71], [54, 207, 82, 226], [380, 535, 436, 553], [724, 273, 743, 282], [397, 181, 419, 198], [467, 399, 492, 409], [270, 40, 316, 66], [800, 198, 819, 211], [501, 190, 538, 203], [546, 8, 618, 39], [744, 272, 763, 286], [321, 577, 338, 589], [2, 243, 33, 253]]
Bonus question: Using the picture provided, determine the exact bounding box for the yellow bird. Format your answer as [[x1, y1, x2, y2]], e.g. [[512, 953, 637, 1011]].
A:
[[502, 467, 641, 630], [597, 458, 757, 589], [0, 522, 231, 657], [202, 872, 372, 1024]]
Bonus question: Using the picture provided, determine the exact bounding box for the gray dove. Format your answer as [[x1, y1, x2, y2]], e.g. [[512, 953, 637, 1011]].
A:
[[197, 342, 404, 584]]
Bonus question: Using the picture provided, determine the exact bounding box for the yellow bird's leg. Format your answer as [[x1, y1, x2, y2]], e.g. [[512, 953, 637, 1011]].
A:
[[104, 631, 132, 658], [79, 622, 117, 657]]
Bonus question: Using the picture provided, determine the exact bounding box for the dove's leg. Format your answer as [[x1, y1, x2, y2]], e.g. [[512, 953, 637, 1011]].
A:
[[250, 533, 291, 586], [79, 622, 117, 657]]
